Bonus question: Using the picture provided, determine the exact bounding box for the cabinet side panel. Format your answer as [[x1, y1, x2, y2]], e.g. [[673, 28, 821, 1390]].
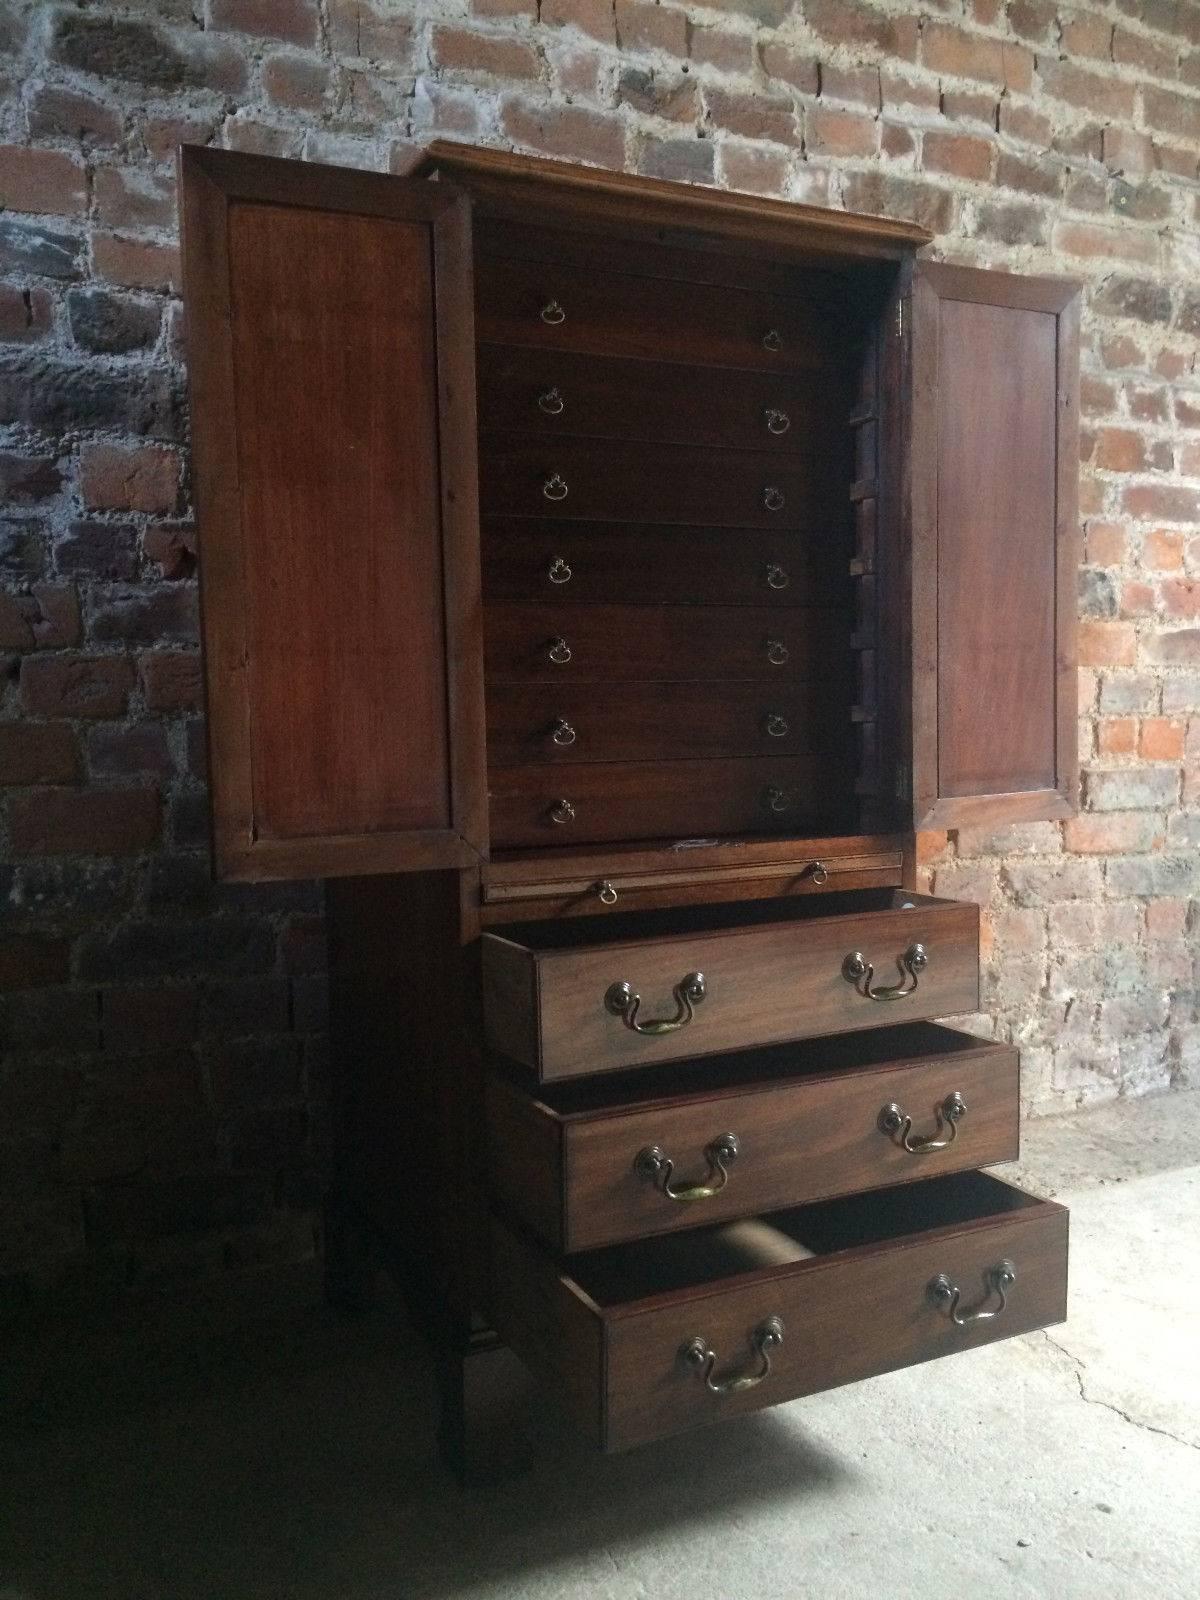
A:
[[228, 202, 450, 842]]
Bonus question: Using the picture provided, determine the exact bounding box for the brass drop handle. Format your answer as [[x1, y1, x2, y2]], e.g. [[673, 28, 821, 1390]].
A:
[[540, 300, 565, 325], [766, 638, 789, 665], [763, 786, 791, 814], [763, 486, 785, 512], [605, 971, 706, 1035], [929, 1261, 1016, 1327], [842, 942, 927, 1001], [548, 798, 575, 825], [880, 1091, 966, 1152], [765, 712, 789, 739], [683, 1316, 784, 1396], [538, 386, 565, 415], [543, 473, 569, 501], [766, 563, 789, 590], [765, 408, 791, 434], [809, 860, 829, 886], [635, 1133, 739, 1203], [547, 557, 572, 584], [596, 879, 618, 905], [550, 717, 577, 746], [762, 329, 782, 352], [547, 637, 572, 664]]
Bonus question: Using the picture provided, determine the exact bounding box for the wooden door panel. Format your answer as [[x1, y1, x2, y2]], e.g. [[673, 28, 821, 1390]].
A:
[[181, 148, 486, 880], [910, 263, 1079, 829]]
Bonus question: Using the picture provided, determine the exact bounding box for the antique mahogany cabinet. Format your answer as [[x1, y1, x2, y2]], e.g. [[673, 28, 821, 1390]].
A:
[[180, 140, 1077, 1475]]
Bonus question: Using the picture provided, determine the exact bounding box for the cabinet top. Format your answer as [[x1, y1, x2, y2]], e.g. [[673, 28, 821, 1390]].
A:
[[413, 140, 933, 265]]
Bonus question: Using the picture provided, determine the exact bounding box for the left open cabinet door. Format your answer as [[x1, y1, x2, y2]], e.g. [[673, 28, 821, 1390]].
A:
[[181, 148, 487, 882]]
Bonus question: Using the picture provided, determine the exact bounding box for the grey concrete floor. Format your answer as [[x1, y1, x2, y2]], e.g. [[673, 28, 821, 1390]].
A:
[[3, 1089, 1199, 1600]]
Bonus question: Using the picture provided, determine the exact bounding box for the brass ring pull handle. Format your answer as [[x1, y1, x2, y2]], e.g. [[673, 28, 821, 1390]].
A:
[[605, 971, 706, 1035], [548, 798, 575, 825], [929, 1261, 1016, 1326], [880, 1091, 966, 1152], [809, 860, 829, 886], [635, 1132, 740, 1203], [547, 637, 572, 664], [766, 563, 789, 590], [765, 712, 789, 739], [766, 638, 789, 665], [543, 474, 569, 501], [842, 942, 927, 1001], [765, 408, 791, 434], [538, 387, 565, 415], [596, 879, 618, 905], [762, 329, 783, 352], [763, 786, 791, 814], [683, 1316, 784, 1396], [547, 557, 572, 584], [550, 717, 577, 746], [540, 300, 566, 325], [763, 486, 785, 512]]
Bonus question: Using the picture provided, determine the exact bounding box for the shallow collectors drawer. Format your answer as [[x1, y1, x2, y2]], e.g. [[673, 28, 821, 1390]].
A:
[[486, 1024, 1019, 1252], [481, 890, 979, 1080], [488, 1171, 1068, 1452]]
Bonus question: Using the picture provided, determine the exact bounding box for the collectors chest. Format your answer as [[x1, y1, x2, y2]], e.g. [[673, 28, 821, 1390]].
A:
[[181, 140, 1077, 1474]]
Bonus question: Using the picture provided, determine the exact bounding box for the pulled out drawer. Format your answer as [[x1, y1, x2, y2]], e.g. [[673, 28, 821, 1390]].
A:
[[481, 890, 979, 1080], [486, 1023, 1019, 1252], [488, 1171, 1068, 1452]]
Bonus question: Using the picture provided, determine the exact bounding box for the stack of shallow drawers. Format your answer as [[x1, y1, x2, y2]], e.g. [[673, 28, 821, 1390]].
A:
[[480, 891, 1068, 1452], [473, 220, 859, 847]]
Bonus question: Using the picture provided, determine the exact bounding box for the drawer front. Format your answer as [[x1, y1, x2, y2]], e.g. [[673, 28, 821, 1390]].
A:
[[480, 437, 837, 527], [478, 347, 838, 454], [487, 1174, 1069, 1453], [486, 681, 841, 766], [485, 603, 850, 684], [561, 1042, 1019, 1251], [488, 756, 849, 851], [481, 521, 837, 608], [482, 896, 979, 1078], [602, 1188, 1068, 1450], [476, 257, 832, 374]]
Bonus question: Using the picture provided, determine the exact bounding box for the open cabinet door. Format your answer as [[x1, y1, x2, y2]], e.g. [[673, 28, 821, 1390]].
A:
[[181, 149, 486, 881], [910, 262, 1080, 830]]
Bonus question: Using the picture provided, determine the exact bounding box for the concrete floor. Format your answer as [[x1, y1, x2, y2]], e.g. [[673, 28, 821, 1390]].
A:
[[2, 1090, 1199, 1600]]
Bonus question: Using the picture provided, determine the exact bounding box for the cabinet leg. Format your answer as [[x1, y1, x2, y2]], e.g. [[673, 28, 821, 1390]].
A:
[[436, 1333, 536, 1485], [322, 1195, 381, 1315]]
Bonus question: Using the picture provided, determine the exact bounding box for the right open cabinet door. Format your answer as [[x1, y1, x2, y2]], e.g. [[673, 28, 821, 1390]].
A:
[[909, 262, 1080, 830]]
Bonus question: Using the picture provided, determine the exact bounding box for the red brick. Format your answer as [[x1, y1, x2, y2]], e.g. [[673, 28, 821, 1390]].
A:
[[80, 443, 182, 515], [690, 25, 753, 73], [0, 723, 81, 785], [1140, 716, 1187, 758], [87, 722, 173, 778], [1086, 523, 1127, 565], [27, 84, 123, 146], [139, 651, 204, 712], [1008, 0, 1056, 41], [1122, 483, 1200, 521], [995, 151, 1061, 198], [20, 655, 135, 719], [941, 88, 996, 125], [1144, 529, 1185, 570], [0, 938, 70, 990], [805, 0, 918, 59], [0, 587, 81, 651], [209, 0, 317, 45], [923, 23, 1032, 89], [807, 107, 877, 158], [431, 24, 541, 78], [0, 145, 87, 217], [923, 131, 994, 182], [882, 122, 917, 161], [998, 98, 1053, 146], [472, 0, 535, 12], [820, 64, 880, 109], [501, 98, 625, 167], [1064, 812, 1163, 853], [1120, 580, 1155, 617], [759, 42, 819, 93], [1095, 428, 1149, 473], [93, 166, 176, 231], [1053, 222, 1159, 268], [1144, 86, 1200, 143], [0, 283, 54, 343], [1162, 578, 1200, 618], [142, 524, 198, 580], [841, 170, 956, 232], [706, 87, 799, 145], [1060, 9, 1113, 58], [92, 234, 181, 293], [880, 69, 940, 112], [1112, 25, 1175, 75], [1038, 60, 1136, 121], [1102, 127, 1155, 178], [618, 67, 697, 121], [1146, 899, 1188, 940], [615, 0, 687, 55], [720, 142, 790, 195], [1079, 620, 1137, 667], [1097, 717, 1136, 755], [328, 0, 412, 61], [540, 0, 616, 45], [9, 785, 160, 855]]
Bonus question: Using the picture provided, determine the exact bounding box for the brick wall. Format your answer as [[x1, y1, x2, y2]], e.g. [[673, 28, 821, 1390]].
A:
[[1, 0, 1198, 1312]]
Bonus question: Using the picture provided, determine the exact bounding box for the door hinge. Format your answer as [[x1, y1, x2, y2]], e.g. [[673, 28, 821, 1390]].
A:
[[895, 761, 911, 800], [895, 299, 905, 339]]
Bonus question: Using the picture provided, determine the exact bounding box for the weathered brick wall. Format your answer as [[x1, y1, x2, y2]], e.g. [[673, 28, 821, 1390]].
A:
[[1, 0, 1198, 1311]]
